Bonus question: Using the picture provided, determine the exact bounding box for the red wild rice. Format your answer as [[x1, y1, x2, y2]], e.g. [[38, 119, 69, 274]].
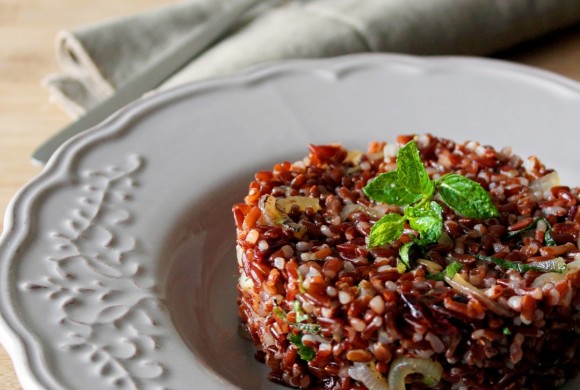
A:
[[233, 134, 580, 389]]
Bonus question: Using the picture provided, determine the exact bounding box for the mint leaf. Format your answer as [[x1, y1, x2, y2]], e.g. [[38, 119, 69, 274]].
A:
[[397, 141, 434, 196], [369, 213, 405, 248], [363, 171, 422, 206], [406, 201, 443, 245], [436, 174, 499, 219]]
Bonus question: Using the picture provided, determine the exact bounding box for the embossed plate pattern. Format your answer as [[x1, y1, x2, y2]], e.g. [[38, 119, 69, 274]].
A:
[[1, 54, 580, 389]]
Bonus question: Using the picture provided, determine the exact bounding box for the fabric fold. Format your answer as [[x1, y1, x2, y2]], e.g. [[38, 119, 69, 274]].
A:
[[44, 0, 580, 117]]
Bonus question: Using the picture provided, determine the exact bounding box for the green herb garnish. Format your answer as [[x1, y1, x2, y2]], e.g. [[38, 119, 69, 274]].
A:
[[274, 304, 321, 334], [288, 333, 316, 361], [273, 307, 287, 320], [406, 200, 444, 245], [502, 327, 512, 335], [506, 217, 556, 246], [362, 171, 422, 206], [293, 300, 309, 323], [426, 261, 463, 281], [435, 173, 500, 219], [474, 254, 566, 273], [293, 323, 322, 333], [398, 241, 414, 271], [297, 270, 306, 293], [364, 140, 499, 251]]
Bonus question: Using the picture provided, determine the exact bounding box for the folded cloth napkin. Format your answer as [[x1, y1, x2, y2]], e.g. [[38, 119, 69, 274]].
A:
[[45, 0, 580, 118]]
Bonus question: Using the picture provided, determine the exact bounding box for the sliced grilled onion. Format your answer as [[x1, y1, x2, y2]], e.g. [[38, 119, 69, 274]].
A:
[[418, 259, 443, 274], [348, 357, 443, 390], [387, 357, 443, 390], [259, 195, 321, 224], [531, 259, 580, 288], [277, 196, 321, 214], [348, 362, 389, 390], [259, 195, 320, 237], [529, 171, 560, 200], [445, 274, 513, 317], [238, 270, 254, 291], [340, 204, 386, 221], [259, 195, 286, 225]]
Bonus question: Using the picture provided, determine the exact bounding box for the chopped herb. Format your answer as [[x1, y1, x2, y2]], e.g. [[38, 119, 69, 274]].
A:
[[506, 217, 556, 246], [545, 231, 557, 246], [288, 333, 316, 362], [293, 300, 309, 323], [297, 270, 306, 293], [274, 305, 321, 334], [396, 260, 407, 274], [398, 242, 414, 270], [273, 307, 287, 320], [293, 323, 322, 333], [364, 140, 498, 251], [426, 261, 463, 281], [288, 333, 302, 344], [474, 254, 566, 273], [503, 327, 512, 335]]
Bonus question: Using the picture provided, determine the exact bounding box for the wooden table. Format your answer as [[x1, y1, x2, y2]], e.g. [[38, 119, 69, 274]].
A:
[[1, 1, 580, 388]]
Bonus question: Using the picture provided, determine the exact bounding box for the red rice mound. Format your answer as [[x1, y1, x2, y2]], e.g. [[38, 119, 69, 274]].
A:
[[233, 134, 580, 389]]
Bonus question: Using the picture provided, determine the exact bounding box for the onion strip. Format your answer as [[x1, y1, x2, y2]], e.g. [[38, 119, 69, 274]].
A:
[[531, 259, 580, 288], [259, 195, 320, 238], [445, 274, 513, 317], [348, 362, 389, 390], [348, 357, 443, 390], [387, 357, 443, 390]]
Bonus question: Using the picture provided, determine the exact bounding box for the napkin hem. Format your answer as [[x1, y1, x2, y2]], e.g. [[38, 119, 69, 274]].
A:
[[56, 30, 115, 101]]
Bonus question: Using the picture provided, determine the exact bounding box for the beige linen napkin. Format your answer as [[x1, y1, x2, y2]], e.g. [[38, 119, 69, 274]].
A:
[[45, 0, 580, 118]]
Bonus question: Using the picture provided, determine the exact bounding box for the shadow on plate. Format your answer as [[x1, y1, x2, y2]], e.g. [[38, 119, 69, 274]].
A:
[[159, 159, 297, 389]]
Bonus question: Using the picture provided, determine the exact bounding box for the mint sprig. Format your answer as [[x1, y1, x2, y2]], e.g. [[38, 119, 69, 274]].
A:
[[363, 140, 499, 251]]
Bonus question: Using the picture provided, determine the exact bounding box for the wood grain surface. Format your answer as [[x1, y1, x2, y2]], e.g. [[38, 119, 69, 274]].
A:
[[0, 1, 579, 388]]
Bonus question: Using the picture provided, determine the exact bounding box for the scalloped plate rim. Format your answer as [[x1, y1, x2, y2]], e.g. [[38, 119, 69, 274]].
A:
[[1, 53, 580, 389]]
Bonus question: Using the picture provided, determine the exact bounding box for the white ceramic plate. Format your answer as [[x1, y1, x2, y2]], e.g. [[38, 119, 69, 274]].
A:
[[1, 54, 580, 390]]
